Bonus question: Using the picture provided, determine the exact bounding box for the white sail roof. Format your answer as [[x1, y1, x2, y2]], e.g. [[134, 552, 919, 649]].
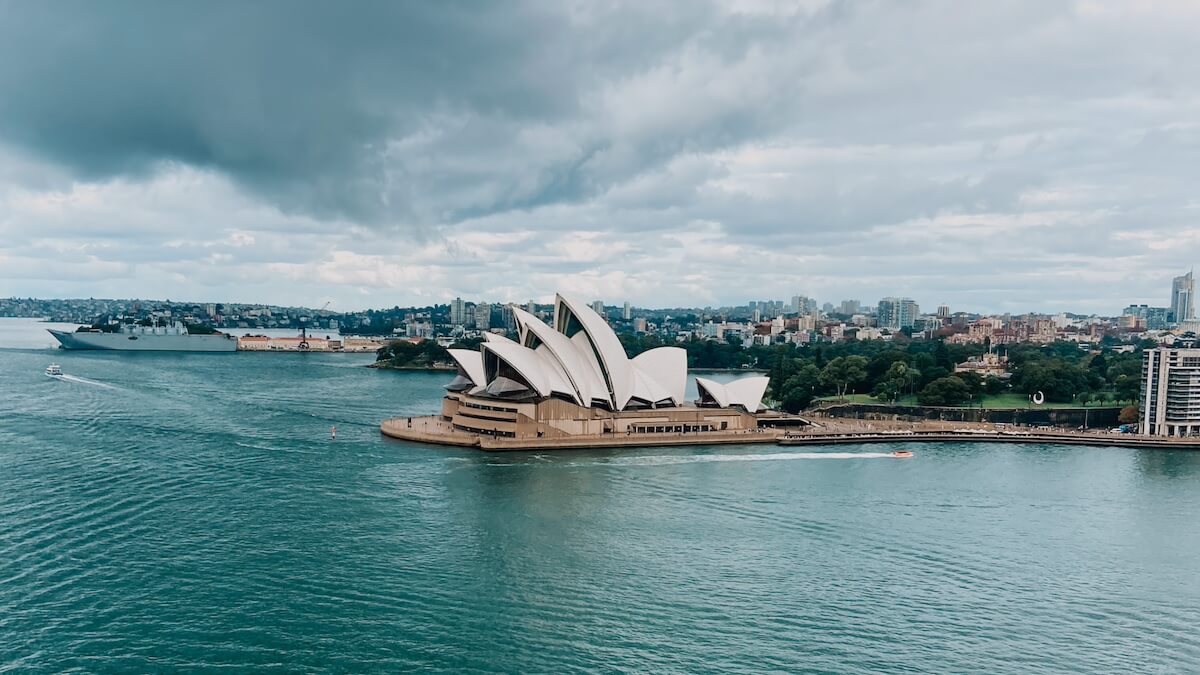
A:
[[511, 306, 598, 406], [695, 376, 770, 412], [555, 294, 635, 409], [447, 349, 486, 394], [631, 347, 687, 406], [444, 291, 768, 413], [481, 340, 575, 400]]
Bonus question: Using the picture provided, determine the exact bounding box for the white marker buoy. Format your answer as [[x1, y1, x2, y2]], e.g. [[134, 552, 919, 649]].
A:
[[331, 425, 337, 440]]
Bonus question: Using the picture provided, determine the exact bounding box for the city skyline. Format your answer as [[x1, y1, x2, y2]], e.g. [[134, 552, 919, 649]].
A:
[[2, 4, 1200, 313], [6, 267, 1198, 320]]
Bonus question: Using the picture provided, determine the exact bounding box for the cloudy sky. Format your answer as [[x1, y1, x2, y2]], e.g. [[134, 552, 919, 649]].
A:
[[1, 0, 1197, 313]]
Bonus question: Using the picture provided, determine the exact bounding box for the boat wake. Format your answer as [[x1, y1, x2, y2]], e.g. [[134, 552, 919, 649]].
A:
[[527, 451, 908, 469], [58, 374, 118, 389]]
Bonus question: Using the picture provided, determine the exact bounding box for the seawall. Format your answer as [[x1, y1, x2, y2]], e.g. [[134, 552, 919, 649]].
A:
[[779, 430, 1200, 451]]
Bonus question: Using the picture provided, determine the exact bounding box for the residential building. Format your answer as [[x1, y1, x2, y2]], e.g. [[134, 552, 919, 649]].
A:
[[591, 300, 605, 317], [1141, 340, 1200, 437], [1124, 304, 1173, 331], [450, 297, 466, 326], [474, 302, 491, 331], [623, 301, 631, 320], [877, 297, 919, 329]]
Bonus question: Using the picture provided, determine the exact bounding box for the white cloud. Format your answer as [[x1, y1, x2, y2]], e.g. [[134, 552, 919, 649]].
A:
[[0, 1, 1198, 313]]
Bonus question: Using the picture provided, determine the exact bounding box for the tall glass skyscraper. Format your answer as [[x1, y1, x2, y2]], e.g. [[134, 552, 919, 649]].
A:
[[1171, 271, 1195, 323]]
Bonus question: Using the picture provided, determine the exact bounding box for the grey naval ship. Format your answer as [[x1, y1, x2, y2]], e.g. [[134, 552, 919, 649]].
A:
[[48, 322, 238, 352]]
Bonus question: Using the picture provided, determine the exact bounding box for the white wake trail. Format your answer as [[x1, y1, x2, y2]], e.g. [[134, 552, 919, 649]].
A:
[[58, 374, 118, 389], [569, 451, 905, 467]]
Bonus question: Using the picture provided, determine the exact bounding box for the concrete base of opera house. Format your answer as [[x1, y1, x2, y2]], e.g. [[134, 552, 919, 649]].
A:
[[380, 415, 786, 451]]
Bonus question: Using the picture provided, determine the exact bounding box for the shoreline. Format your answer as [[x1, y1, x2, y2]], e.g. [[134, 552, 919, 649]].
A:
[[380, 414, 1200, 452]]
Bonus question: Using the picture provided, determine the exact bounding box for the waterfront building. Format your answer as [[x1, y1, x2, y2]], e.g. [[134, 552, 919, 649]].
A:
[[403, 294, 775, 444], [1171, 271, 1195, 323], [877, 297, 919, 329], [1141, 339, 1200, 437]]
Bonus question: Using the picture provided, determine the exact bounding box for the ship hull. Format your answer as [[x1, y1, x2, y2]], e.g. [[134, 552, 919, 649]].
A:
[[48, 329, 238, 352]]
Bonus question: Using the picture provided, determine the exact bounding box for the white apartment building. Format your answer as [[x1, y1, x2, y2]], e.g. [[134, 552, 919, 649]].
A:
[[1141, 342, 1200, 437]]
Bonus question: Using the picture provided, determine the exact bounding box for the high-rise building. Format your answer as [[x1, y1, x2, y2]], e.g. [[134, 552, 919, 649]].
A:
[[1141, 340, 1200, 436], [474, 302, 491, 331], [877, 297, 919, 329], [937, 305, 950, 318], [839, 299, 860, 315], [450, 297, 466, 326], [1171, 271, 1195, 323], [591, 300, 605, 318], [623, 301, 631, 320]]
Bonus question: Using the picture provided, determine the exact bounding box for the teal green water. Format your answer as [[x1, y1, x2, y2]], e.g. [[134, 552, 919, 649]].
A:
[[2, 326, 1200, 672]]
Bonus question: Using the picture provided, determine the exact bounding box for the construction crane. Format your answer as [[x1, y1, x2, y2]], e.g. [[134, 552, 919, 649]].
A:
[[298, 301, 331, 351]]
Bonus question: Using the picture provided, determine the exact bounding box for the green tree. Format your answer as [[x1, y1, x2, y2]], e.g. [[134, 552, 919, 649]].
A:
[[917, 377, 972, 406], [872, 361, 918, 402], [819, 356, 869, 400], [778, 365, 823, 413]]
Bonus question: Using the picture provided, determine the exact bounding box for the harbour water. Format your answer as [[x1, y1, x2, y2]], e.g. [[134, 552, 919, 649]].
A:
[[2, 318, 1199, 672]]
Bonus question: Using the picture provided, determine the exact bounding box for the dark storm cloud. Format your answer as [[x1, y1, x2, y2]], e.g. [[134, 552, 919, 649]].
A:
[[0, 1, 724, 222]]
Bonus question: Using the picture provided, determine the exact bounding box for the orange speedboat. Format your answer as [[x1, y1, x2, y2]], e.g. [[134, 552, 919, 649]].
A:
[[892, 450, 914, 458]]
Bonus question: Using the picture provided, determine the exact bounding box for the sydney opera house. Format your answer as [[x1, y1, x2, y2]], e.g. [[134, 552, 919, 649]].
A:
[[381, 294, 789, 449]]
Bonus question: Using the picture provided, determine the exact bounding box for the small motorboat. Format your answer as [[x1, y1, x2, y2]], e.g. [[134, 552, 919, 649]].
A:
[[45, 364, 64, 377], [891, 450, 914, 458]]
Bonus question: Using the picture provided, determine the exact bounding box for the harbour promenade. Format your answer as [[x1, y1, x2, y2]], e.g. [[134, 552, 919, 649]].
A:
[[782, 416, 1200, 450], [383, 415, 1200, 452]]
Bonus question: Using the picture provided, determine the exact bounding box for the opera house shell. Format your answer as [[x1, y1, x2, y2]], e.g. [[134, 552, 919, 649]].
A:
[[412, 293, 775, 447]]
